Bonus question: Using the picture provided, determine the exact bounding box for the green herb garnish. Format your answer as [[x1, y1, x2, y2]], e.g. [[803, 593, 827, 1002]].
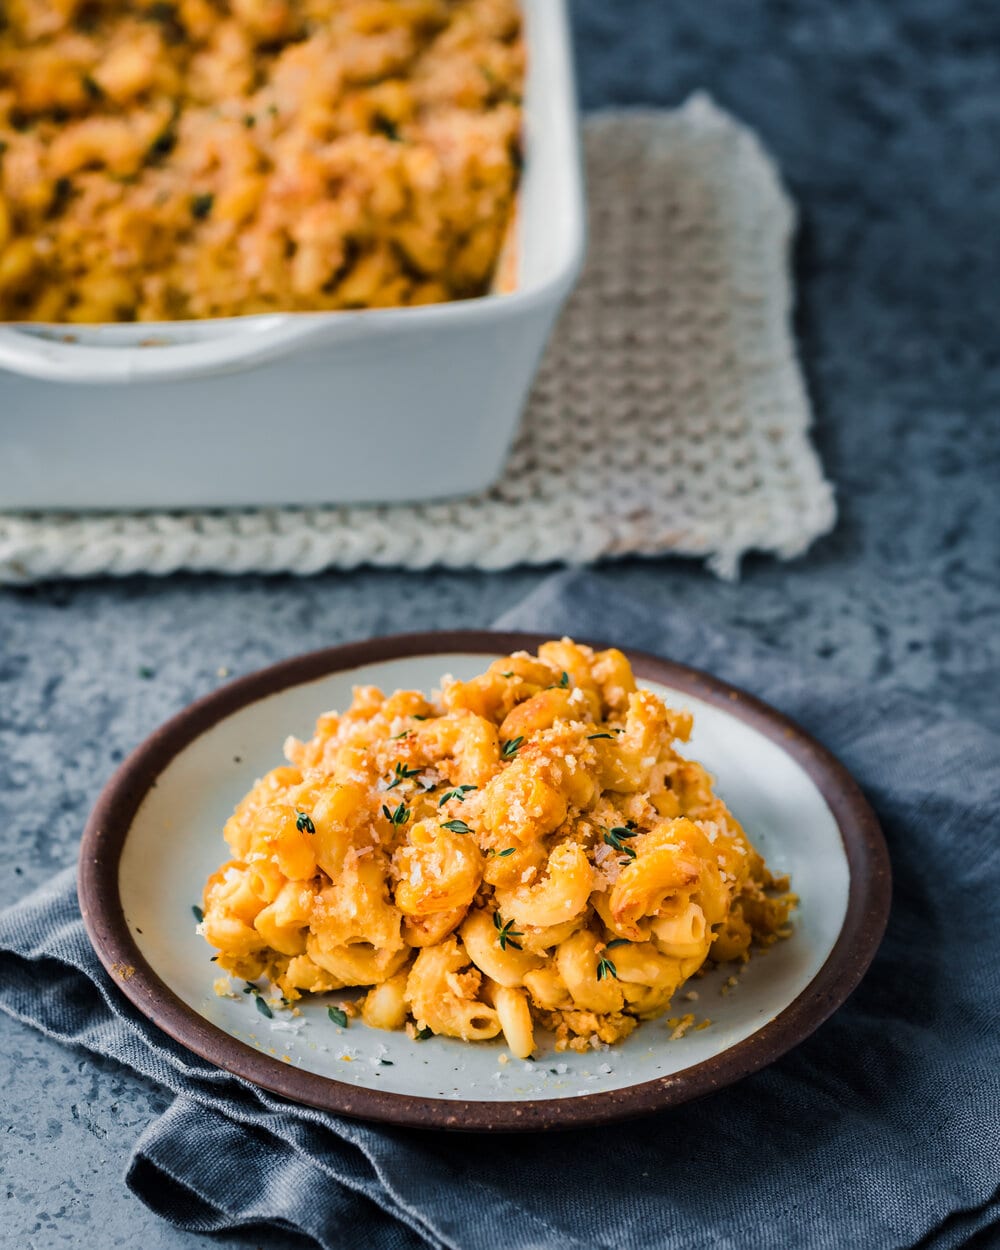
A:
[[496, 847, 516, 857], [190, 192, 214, 220], [379, 1058, 394, 1065], [390, 729, 411, 740], [373, 116, 401, 141], [588, 733, 615, 740], [382, 801, 410, 827], [605, 938, 631, 949], [148, 128, 176, 160], [138, 665, 155, 679], [603, 826, 638, 857], [295, 810, 315, 834], [441, 819, 473, 835], [328, 1006, 348, 1028], [414, 1026, 433, 1040], [191, 904, 204, 923], [493, 911, 523, 952], [500, 671, 514, 678], [501, 736, 524, 759], [438, 785, 477, 806], [596, 956, 618, 981], [386, 762, 422, 790], [255, 995, 273, 1019]]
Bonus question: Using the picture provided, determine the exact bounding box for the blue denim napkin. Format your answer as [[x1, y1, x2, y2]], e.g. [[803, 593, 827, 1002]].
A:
[[2, 570, 998, 1250]]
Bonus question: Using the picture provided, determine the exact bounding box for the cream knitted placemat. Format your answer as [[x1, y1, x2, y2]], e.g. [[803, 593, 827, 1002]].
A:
[[0, 95, 835, 584]]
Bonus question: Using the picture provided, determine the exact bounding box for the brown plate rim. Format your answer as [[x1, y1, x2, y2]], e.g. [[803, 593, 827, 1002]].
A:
[[78, 629, 891, 1132]]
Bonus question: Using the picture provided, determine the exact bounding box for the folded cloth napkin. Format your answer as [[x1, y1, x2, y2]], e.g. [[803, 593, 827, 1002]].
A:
[[2, 570, 998, 1250]]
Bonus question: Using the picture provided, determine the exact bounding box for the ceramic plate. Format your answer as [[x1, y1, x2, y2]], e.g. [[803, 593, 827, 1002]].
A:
[[79, 631, 890, 1131]]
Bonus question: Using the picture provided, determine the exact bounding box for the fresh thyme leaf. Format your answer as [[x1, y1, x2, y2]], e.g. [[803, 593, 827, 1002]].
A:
[[148, 128, 176, 161], [328, 1006, 348, 1028], [493, 912, 523, 951], [242, 984, 253, 994], [596, 956, 618, 981], [412, 714, 428, 720], [501, 736, 524, 759], [191, 904, 204, 923], [438, 784, 477, 805], [390, 729, 411, 740], [255, 995, 273, 1018], [500, 671, 514, 678], [497, 847, 516, 857], [379, 1058, 394, 1065], [295, 809, 315, 834], [209, 955, 218, 962], [382, 802, 410, 826], [441, 819, 473, 835], [415, 1026, 433, 1040], [190, 192, 214, 220], [138, 665, 155, 679], [373, 115, 401, 141], [603, 827, 638, 856], [386, 762, 422, 790], [588, 733, 615, 740], [605, 938, 631, 949], [609, 825, 637, 838], [557, 671, 570, 688]]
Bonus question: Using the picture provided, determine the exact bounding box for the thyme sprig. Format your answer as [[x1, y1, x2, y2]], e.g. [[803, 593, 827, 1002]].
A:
[[438, 784, 477, 806], [596, 956, 618, 981], [386, 762, 422, 791], [493, 910, 523, 951], [382, 801, 410, 827], [441, 819, 473, 835], [501, 736, 524, 759], [191, 904, 204, 923], [328, 1006, 348, 1028], [295, 809, 315, 834], [603, 826, 638, 857]]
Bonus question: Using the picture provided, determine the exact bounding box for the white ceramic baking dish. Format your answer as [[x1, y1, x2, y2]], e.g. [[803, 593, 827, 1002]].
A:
[[0, 0, 584, 511]]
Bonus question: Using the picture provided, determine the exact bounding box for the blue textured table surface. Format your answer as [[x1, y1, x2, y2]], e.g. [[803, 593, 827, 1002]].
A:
[[2, 2, 998, 1247]]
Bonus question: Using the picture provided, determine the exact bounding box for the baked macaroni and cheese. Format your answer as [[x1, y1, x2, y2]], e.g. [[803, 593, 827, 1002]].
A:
[[0, 0, 523, 322], [200, 640, 795, 1057]]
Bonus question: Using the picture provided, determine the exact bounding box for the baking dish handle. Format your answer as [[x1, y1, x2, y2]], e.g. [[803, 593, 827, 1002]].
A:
[[0, 315, 328, 385]]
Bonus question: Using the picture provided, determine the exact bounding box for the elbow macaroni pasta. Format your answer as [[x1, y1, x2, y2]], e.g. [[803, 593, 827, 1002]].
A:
[[201, 640, 795, 1055], [0, 0, 523, 322]]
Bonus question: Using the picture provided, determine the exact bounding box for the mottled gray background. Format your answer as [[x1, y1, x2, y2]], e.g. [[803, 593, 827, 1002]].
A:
[[2, 0, 999, 1246]]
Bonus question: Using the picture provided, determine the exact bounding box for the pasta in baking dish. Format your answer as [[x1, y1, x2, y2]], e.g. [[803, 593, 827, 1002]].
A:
[[200, 640, 795, 1056], [0, 0, 523, 321]]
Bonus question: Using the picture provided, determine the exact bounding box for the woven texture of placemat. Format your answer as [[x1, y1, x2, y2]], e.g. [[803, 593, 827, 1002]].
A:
[[0, 95, 835, 584]]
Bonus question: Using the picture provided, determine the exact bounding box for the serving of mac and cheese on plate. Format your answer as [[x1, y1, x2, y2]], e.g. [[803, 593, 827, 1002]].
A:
[[198, 639, 795, 1058], [81, 630, 883, 1128]]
